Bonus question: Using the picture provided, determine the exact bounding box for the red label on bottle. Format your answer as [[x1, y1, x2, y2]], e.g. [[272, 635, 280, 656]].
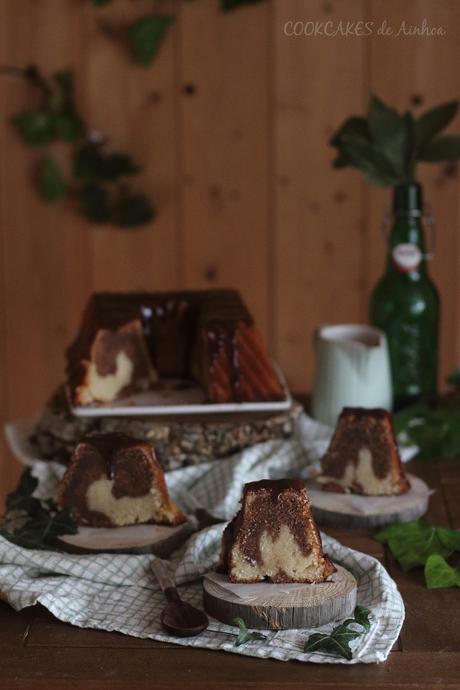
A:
[[392, 243, 422, 273]]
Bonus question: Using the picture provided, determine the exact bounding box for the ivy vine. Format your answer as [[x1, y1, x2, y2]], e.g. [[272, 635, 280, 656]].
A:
[[6, 65, 154, 227], [3, 0, 268, 228], [90, 0, 268, 67]]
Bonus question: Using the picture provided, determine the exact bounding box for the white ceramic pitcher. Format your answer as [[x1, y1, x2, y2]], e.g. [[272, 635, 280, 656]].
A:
[[312, 324, 392, 427]]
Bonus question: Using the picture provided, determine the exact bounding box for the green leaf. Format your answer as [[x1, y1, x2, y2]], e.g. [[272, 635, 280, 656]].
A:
[[111, 191, 155, 227], [339, 133, 399, 186], [375, 520, 460, 572], [12, 109, 55, 146], [52, 70, 75, 102], [52, 112, 85, 142], [402, 111, 416, 180], [1, 470, 77, 551], [78, 182, 110, 223], [92, 0, 113, 5], [73, 143, 139, 182], [332, 150, 353, 168], [221, 0, 267, 12], [330, 116, 369, 148], [128, 15, 175, 66], [353, 605, 372, 632], [425, 554, 460, 589], [37, 158, 67, 202], [415, 101, 458, 154], [5, 469, 41, 515], [232, 617, 267, 647], [420, 135, 460, 162], [0, 506, 77, 551], [446, 367, 460, 390], [395, 400, 460, 460], [304, 606, 371, 660], [367, 96, 408, 178]]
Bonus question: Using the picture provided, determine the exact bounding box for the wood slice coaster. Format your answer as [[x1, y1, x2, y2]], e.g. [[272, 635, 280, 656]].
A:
[[307, 474, 430, 530], [58, 521, 193, 556], [203, 565, 357, 630]]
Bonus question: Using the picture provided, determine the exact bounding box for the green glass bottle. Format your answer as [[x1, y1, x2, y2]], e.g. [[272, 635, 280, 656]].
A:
[[370, 182, 440, 410]]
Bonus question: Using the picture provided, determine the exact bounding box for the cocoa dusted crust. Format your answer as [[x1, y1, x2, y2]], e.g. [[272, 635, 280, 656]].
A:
[[67, 290, 285, 405], [320, 407, 410, 495], [218, 479, 335, 584], [59, 432, 186, 528]]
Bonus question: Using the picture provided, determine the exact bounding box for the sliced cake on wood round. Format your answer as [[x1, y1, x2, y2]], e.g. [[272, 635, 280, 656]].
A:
[[59, 433, 186, 527], [218, 479, 335, 583], [318, 407, 410, 495]]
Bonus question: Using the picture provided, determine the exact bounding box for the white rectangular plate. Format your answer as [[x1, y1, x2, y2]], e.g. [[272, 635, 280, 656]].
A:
[[70, 363, 292, 418]]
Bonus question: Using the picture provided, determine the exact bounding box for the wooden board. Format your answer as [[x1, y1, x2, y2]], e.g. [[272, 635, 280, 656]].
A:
[[203, 564, 357, 630], [273, 0, 367, 392], [58, 521, 192, 557], [308, 474, 430, 530], [178, 0, 271, 342]]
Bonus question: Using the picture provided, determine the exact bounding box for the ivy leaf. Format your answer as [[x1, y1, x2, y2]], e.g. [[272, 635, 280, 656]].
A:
[[304, 606, 371, 660], [5, 469, 41, 516], [53, 112, 85, 142], [353, 605, 372, 632], [111, 191, 155, 227], [128, 15, 175, 66], [420, 135, 460, 162], [415, 101, 458, 155], [78, 182, 110, 223], [37, 157, 67, 202], [232, 617, 267, 647], [368, 96, 408, 178], [12, 109, 55, 146], [446, 367, 460, 390], [329, 95, 460, 186], [1, 469, 77, 551], [332, 151, 352, 168], [48, 70, 85, 142], [394, 400, 460, 460], [339, 133, 399, 186], [425, 554, 460, 589], [375, 520, 460, 572], [330, 116, 369, 149], [73, 143, 139, 182], [304, 632, 333, 654], [0, 506, 77, 551], [221, 0, 267, 11], [402, 111, 416, 180]]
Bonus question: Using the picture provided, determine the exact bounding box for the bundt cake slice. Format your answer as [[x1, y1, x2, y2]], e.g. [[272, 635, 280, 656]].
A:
[[318, 407, 410, 496], [218, 479, 335, 583], [59, 433, 186, 527]]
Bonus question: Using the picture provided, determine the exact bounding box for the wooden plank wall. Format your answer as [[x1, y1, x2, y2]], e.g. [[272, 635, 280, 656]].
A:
[[0, 0, 459, 503]]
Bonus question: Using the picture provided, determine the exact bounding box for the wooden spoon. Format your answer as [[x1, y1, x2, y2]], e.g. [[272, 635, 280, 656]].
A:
[[151, 557, 209, 637]]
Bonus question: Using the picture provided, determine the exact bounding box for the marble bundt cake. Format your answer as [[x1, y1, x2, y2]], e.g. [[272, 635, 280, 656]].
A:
[[67, 290, 285, 406], [318, 407, 410, 496], [59, 433, 186, 527], [218, 479, 335, 583]]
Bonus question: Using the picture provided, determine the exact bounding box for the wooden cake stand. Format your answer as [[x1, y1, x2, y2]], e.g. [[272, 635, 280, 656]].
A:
[[307, 474, 430, 529], [203, 564, 357, 630], [58, 521, 193, 556]]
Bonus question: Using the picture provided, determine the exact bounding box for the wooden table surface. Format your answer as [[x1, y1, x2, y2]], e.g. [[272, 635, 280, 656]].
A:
[[1, 457, 460, 690]]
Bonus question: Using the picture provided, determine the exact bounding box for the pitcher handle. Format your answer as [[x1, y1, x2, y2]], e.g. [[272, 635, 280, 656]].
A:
[[312, 326, 324, 350]]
